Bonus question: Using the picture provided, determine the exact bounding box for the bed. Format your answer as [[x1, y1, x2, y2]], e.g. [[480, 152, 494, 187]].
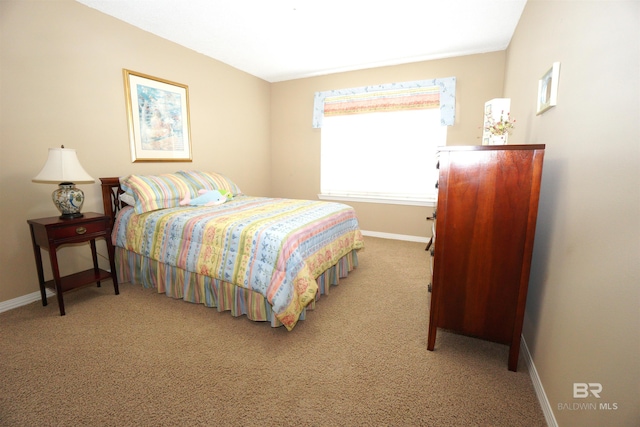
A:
[[100, 171, 364, 330]]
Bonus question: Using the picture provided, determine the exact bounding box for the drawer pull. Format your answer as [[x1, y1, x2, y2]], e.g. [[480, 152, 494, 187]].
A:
[[75, 226, 87, 235]]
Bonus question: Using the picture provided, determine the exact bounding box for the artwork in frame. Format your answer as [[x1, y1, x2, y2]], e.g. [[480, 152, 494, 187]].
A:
[[123, 69, 192, 162], [536, 62, 560, 115]]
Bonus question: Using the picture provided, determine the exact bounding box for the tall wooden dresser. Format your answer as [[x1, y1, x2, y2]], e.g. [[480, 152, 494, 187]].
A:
[[427, 144, 545, 371]]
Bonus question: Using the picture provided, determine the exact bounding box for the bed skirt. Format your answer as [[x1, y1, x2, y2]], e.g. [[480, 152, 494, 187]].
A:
[[115, 247, 359, 328]]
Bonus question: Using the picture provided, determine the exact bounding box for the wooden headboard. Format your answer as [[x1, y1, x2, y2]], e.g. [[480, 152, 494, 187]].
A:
[[100, 177, 125, 227]]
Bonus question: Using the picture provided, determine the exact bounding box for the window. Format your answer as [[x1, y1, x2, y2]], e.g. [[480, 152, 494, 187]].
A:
[[314, 77, 456, 206], [320, 108, 445, 205]]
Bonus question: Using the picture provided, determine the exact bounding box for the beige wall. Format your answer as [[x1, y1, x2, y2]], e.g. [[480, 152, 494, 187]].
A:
[[270, 52, 506, 237], [0, 0, 271, 302], [504, 1, 639, 425]]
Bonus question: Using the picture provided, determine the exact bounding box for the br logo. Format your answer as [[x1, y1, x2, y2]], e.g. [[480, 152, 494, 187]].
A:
[[573, 383, 602, 398]]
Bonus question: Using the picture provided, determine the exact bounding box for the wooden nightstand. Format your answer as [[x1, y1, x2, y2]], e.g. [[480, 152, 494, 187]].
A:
[[27, 212, 119, 315]]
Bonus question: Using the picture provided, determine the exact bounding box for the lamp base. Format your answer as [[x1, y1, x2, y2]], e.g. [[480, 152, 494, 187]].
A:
[[59, 212, 84, 220], [52, 182, 85, 220]]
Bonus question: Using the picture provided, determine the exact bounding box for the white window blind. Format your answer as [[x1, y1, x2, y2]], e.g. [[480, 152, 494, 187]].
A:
[[320, 108, 445, 205]]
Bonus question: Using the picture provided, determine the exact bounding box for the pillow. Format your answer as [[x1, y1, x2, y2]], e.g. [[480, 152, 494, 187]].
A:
[[118, 191, 136, 207], [120, 173, 199, 214], [176, 170, 243, 196]]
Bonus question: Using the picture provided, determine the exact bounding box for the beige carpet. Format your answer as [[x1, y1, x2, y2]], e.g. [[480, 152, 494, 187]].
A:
[[0, 237, 546, 426]]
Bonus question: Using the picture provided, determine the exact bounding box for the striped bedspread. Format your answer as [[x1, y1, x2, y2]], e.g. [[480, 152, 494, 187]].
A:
[[112, 196, 364, 330]]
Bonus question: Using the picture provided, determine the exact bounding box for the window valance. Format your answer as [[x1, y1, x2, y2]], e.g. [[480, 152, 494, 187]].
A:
[[313, 77, 456, 128]]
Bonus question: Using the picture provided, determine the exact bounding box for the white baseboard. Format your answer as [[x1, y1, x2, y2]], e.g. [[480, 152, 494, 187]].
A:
[[361, 230, 430, 243], [521, 335, 558, 427], [0, 289, 55, 314]]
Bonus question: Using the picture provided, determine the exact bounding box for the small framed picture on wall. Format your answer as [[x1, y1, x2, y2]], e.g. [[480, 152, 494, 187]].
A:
[[536, 62, 560, 115]]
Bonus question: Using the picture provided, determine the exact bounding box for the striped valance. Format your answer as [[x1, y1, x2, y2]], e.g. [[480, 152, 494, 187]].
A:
[[324, 86, 440, 117], [313, 77, 456, 128]]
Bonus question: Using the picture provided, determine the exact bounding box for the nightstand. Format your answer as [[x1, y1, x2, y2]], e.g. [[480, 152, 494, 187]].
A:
[[27, 212, 119, 315]]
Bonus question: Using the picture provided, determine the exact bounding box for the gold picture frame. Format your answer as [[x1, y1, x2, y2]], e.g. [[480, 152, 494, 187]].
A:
[[536, 62, 560, 115], [123, 69, 192, 162]]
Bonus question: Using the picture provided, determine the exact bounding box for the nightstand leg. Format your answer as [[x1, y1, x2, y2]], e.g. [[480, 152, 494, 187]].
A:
[[47, 248, 65, 316], [106, 237, 119, 295], [90, 239, 101, 287], [39, 282, 48, 306], [29, 225, 48, 306]]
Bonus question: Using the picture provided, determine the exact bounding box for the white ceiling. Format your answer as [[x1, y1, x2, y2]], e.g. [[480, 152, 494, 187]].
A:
[[76, 0, 527, 83]]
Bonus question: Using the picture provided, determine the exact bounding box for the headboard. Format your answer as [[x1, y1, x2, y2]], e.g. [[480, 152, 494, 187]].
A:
[[100, 177, 125, 227]]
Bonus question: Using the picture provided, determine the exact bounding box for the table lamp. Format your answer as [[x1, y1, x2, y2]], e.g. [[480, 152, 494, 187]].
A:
[[33, 146, 94, 219]]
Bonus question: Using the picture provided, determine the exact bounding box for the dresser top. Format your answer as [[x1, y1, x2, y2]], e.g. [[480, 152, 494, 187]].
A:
[[438, 144, 545, 152]]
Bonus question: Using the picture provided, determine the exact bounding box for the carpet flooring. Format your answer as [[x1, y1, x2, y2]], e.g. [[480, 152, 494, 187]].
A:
[[0, 237, 546, 426]]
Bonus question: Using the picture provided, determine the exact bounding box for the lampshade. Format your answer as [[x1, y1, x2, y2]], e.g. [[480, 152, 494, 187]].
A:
[[33, 146, 94, 220], [33, 147, 94, 183]]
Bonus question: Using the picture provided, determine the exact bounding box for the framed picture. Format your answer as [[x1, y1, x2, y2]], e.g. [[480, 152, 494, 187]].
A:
[[123, 69, 192, 162], [536, 62, 560, 115]]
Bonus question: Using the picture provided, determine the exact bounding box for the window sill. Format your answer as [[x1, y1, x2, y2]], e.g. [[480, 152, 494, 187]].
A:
[[318, 194, 436, 207]]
